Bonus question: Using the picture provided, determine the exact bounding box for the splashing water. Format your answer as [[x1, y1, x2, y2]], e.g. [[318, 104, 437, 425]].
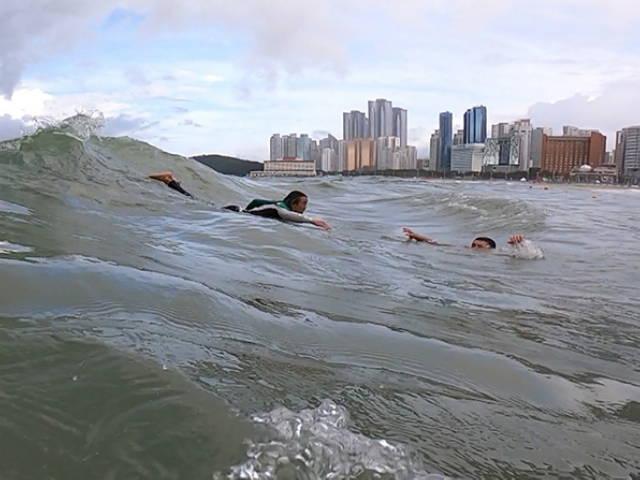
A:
[[217, 400, 445, 480], [504, 239, 544, 260]]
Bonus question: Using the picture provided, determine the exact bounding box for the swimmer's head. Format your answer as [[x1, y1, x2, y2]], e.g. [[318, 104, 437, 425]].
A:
[[471, 237, 496, 249], [283, 191, 308, 213]]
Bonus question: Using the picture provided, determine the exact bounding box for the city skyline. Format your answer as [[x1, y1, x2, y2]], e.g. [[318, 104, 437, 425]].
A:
[[267, 93, 640, 176], [1, 1, 639, 159]]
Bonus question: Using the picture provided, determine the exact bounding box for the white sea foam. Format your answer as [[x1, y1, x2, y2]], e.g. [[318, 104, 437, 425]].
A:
[[216, 400, 446, 480], [504, 239, 544, 260]]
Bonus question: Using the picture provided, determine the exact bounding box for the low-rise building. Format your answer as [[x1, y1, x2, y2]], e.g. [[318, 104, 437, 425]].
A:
[[451, 144, 485, 173], [250, 160, 316, 177], [541, 132, 606, 175]]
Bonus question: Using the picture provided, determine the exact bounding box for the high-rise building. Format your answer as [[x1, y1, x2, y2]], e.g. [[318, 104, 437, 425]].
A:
[[621, 126, 640, 175], [345, 138, 375, 171], [429, 130, 440, 171], [337, 140, 347, 172], [374, 136, 417, 170], [451, 144, 485, 173], [563, 125, 600, 137], [453, 129, 465, 146], [343, 111, 369, 140], [541, 132, 606, 175], [321, 148, 338, 172], [375, 136, 401, 170], [439, 112, 453, 172], [296, 134, 312, 160], [393, 145, 418, 170], [318, 134, 339, 170], [392, 107, 408, 147], [310, 139, 321, 168], [512, 119, 533, 170], [483, 136, 521, 167], [369, 99, 393, 139], [284, 134, 298, 158], [270, 134, 283, 161], [463, 106, 487, 144], [491, 123, 512, 139], [531, 127, 552, 168], [319, 134, 339, 154]]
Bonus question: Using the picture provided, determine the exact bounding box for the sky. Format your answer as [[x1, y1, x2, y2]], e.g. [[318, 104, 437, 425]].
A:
[[1, 0, 640, 159]]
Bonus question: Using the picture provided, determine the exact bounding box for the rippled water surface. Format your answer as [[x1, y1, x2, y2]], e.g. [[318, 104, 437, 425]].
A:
[[1, 123, 639, 479]]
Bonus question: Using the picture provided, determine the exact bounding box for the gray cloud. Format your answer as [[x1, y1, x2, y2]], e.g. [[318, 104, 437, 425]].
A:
[[0, 1, 113, 97], [2, 0, 640, 100]]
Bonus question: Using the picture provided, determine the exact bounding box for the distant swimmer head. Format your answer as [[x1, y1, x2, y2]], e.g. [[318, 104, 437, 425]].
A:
[[471, 237, 496, 249], [283, 190, 308, 213]]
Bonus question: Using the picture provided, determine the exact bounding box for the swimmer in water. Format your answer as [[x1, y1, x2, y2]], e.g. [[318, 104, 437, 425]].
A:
[[402, 228, 526, 249], [226, 191, 331, 230], [149, 172, 330, 230], [149, 171, 193, 197]]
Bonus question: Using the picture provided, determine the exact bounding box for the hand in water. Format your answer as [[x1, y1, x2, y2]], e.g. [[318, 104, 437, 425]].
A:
[[403, 228, 437, 244], [507, 234, 525, 245], [312, 218, 331, 231]]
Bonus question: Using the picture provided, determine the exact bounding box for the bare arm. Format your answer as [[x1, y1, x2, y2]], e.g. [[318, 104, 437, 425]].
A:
[[403, 228, 439, 245], [277, 208, 331, 230]]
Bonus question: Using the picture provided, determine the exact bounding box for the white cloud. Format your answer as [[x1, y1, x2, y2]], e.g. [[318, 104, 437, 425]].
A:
[[528, 77, 640, 147], [1, 0, 640, 158]]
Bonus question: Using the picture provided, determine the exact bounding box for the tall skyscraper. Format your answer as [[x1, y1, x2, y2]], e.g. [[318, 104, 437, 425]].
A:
[[392, 107, 408, 147], [621, 126, 640, 174], [429, 130, 440, 171], [297, 134, 312, 160], [463, 106, 487, 144], [270, 134, 283, 161], [284, 134, 298, 158], [512, 119, 533, 170], [369, 99, 393, 139], [439, 112, 453, 172], [343, 111, 368, 140]]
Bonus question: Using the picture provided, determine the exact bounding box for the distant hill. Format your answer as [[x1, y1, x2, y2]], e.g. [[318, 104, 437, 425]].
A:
[[192, 154, 263, 177]]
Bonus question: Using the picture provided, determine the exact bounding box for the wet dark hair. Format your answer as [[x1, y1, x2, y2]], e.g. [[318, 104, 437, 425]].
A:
[[474, 237, 497, 249], [282, 190, 308, 209]]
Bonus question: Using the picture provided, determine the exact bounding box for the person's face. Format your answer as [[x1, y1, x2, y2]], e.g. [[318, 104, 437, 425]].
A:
[[471, 239, 492, 249], [291, 196, 308, 213]]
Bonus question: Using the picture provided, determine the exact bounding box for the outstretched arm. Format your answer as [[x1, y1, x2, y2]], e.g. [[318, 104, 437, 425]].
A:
[[403, 228, 439, 245], [277, 209, 331, 230]]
